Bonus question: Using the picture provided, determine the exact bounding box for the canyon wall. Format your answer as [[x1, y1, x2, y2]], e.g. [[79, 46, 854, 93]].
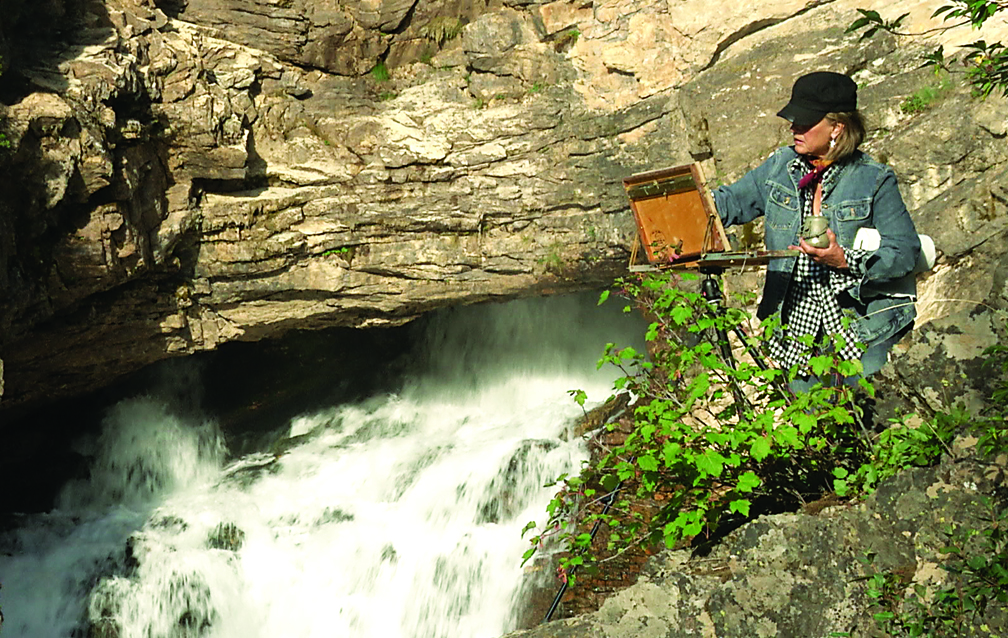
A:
[[0, 0, 1005, 428]]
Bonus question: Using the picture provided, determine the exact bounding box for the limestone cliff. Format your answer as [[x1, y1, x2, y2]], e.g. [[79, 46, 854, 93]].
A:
[[0, 0, 675, 413], [0, 0, 1006, 434]]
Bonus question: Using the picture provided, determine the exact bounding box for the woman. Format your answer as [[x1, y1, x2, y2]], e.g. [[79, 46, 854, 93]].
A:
[[712, 71, 920, 389]]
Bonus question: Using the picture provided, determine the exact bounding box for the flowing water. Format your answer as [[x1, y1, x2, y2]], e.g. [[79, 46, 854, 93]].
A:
[[0, 293, 644, 638]]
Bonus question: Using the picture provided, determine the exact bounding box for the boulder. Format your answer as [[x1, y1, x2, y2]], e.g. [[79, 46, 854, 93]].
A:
[[505, 447, 1008, 637]]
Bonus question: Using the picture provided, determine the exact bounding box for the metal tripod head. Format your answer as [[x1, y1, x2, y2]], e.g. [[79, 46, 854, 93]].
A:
[[699, 267, 726, 309]]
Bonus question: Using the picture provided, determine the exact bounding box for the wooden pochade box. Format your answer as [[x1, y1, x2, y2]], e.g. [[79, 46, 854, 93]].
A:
[[622, 163, 728, 268], [623, 163, 794, 271]]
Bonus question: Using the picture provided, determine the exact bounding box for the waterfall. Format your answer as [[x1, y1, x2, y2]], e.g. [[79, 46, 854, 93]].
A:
[[0, 293, 644, 638]]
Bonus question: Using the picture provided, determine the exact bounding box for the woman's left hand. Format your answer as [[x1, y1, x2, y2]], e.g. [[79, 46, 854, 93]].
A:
[[790, 229, 849, 269]]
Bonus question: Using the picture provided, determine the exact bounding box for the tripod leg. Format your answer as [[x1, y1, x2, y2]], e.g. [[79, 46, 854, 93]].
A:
[[701, 273, 754, 415], [715, 326, 737, 371], [731, 326, 789, 396], [714, 326, 750, 415]]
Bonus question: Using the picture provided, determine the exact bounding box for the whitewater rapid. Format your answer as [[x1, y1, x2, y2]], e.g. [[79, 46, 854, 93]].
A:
[[0, 293, 643, 638]]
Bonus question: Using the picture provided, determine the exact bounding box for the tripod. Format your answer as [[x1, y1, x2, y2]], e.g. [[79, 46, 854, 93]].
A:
[[697, 268, 788, 410]]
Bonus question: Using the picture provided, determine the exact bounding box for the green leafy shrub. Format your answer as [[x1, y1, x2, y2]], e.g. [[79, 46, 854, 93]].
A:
[[848, 0, 1008, 97], [524, 272, 1005, 591], [978, 335, 1008, 457], [857, 324, 1008, 636], [523, 271, 874, 580], [552, 28, 580, 52], [838, 408, 961, 496]]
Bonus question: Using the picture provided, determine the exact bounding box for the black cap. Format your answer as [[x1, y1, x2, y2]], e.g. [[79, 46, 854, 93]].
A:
[[777, 71, 858, 127]]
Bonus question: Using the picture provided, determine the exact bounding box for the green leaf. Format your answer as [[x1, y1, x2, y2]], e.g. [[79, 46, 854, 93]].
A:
[[670, 305, 693, 325], [791, 412, 816, 435], [773, 424, 802, 449], [682, 520, 703, 538], [637, 454, 659, 472], [751, 436, 771, 462], [834, 478, 849, 497], [809, 355, 833, 376], [663, 441, 683, 465], [598, 289, 610, 305], [645, 322, 660, 341], [600, 474, 620, 492], [570, 389, 587, 407], [616, 462, 635, 481], [846, 16, 872, 32], [696, 449, 726, 478], [729, 499, 751, 516], [836, 359, 861, 377], [932, 4, 955, 19], [521, 520, 537, 536], [736, 470, 761, 493]]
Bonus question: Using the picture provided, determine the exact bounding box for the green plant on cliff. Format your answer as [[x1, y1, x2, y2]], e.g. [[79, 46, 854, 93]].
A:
[[523, 271, 875, 581], [540, 242, 566, 274], [900, 73, 953, 114], [370, 62, 390, 82], [524, 273, 1005, 587], [832, 407, 960, 497], [847, 0, 1008, 97], [863, 495, 1008, 636], [855, 321, 1008, 634], [321, 246, 353, 259], [420, 17, 464, 46], [551, 28, 580, 53]]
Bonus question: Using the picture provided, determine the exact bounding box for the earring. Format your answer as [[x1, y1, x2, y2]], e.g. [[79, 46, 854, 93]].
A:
[[829, 137, 836, 150]]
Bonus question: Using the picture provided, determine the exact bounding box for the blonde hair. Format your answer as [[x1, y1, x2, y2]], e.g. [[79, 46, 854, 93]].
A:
[[824, 111, 866, 162]]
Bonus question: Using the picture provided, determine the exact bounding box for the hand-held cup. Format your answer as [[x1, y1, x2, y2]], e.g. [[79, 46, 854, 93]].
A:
[[801, 216, 830, 249]]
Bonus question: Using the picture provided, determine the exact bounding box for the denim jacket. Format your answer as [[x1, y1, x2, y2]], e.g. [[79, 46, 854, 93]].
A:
[[712, 147, 920, 348]]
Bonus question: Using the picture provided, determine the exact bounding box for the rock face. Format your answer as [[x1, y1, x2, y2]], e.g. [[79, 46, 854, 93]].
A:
[[0, 0, 1006, 434], [506, 444, 1008, 637], [0, 0, 679, 412]]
